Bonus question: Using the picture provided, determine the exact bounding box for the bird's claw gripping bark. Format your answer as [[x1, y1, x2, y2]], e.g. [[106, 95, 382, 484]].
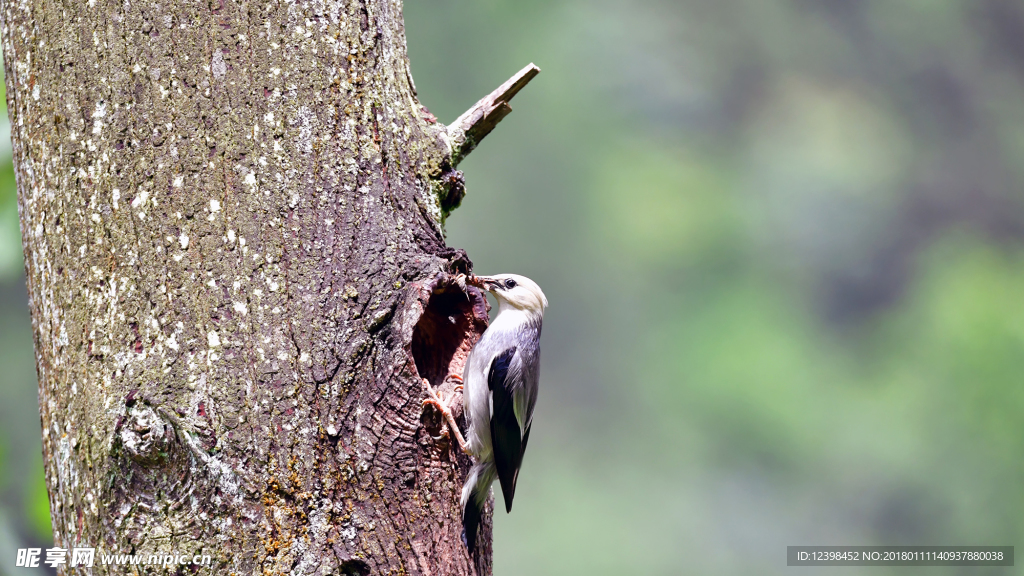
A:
[[444, 373, 464, 394], [422, 378, 470, 454]]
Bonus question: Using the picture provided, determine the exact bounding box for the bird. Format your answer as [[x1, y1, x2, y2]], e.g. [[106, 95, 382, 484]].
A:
[[422, 273, 548, 555]]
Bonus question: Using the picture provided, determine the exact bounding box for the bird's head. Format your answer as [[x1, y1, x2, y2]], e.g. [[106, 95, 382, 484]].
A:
[[468, 273, 548, 314]]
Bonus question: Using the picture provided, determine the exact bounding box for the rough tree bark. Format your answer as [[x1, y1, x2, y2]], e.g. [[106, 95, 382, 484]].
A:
[[1, 0, 536, 572]]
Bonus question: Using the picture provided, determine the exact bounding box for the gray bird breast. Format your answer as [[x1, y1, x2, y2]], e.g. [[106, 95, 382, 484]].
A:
[[463, 313, 542, 458]]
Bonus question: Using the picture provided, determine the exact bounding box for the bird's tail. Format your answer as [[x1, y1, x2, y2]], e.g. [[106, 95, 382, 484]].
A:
[[461, 461, 496, 556]]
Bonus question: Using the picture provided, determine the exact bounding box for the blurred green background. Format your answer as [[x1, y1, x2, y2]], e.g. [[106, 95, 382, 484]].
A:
[[3, 0, 1024, 574]]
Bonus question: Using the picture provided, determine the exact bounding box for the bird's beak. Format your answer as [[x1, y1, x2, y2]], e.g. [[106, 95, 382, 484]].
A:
[[467, 275, 500, 291]]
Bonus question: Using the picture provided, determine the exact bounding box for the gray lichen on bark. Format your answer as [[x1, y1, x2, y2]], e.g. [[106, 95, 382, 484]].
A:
[[1, 0, 534, 572]]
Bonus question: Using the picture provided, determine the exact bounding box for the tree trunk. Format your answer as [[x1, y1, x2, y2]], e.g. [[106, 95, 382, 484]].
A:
[[2, 0, 534, 572]]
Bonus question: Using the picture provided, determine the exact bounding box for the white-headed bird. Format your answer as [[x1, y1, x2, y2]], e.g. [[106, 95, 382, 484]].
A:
[[422, 273, 548, 554]]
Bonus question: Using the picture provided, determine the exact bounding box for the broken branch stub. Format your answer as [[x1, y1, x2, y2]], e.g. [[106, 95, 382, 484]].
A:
[[447, 63, 541, 166]]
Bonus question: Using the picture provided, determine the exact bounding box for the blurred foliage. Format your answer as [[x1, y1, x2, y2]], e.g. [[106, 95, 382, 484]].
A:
[[2, 0, 1024, 574], [401, 0, 1024, 574], [23, 456, 50, 541], [0, 124, 16, 281]]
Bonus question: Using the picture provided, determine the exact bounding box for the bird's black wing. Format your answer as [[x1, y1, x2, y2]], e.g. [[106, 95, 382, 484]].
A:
[[488, 346, 525, 513]]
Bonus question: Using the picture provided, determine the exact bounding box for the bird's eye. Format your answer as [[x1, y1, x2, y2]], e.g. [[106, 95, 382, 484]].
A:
[[504, 279, 517, 289]]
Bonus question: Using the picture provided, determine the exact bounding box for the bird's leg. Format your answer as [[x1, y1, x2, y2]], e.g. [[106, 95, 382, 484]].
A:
[[422, 376, 470, 454]]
